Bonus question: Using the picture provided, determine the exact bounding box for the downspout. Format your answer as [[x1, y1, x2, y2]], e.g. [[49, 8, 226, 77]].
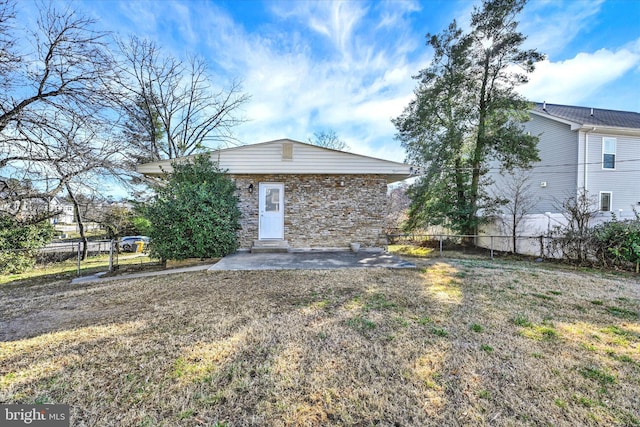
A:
[[583, 127, 596, 193]]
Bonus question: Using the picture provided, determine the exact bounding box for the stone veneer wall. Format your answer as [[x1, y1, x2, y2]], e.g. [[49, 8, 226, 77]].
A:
[[232, 174, 388, 250]]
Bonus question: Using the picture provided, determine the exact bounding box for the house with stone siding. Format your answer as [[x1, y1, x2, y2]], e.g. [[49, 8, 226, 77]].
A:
[[137, 139, 415, 252]]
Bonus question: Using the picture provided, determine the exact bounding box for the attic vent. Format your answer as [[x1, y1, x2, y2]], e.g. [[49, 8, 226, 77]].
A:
[[282, 142, 293, 160]]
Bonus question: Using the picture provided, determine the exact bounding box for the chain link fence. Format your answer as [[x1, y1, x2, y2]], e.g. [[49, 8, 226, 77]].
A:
[[387, 234, 546, 259], [387, 233, 639, 272], [1, 239, 160, 278], [387, 233, 552, 260]]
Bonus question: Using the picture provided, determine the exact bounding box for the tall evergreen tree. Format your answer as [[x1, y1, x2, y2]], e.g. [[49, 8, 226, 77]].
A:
[[394, 0, 543, 236]]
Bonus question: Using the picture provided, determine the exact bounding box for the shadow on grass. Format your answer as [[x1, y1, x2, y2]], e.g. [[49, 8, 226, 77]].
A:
[[1, 264, 638, 426]]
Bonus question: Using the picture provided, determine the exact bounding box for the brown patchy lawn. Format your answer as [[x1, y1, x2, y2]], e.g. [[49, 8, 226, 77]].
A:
[[1, 258, 638, 426]]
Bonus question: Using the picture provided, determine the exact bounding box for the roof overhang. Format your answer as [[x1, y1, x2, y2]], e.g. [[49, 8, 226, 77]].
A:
[[575, 125, 640, 137], [530, 110, 583, 130], [531, 110, 640, 136], [137, 139, 420, 184]]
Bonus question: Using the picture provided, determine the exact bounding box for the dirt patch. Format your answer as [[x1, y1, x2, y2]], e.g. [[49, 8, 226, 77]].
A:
[[100, 257, 219, 277], [165, 258, 219, 269], [1, 259, 638, 426]]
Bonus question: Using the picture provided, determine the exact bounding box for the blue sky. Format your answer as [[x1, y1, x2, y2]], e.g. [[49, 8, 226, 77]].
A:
[[32, 0, 640, 163]]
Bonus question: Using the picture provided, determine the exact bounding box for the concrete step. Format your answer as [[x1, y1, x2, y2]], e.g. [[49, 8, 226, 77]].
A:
[[251, 240, 290, 253]]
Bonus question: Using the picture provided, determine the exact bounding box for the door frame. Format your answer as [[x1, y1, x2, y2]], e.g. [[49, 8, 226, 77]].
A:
[[258, 182, 285, 240]]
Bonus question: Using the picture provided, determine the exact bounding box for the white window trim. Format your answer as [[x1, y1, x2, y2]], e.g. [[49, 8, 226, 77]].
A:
[[602, 137, 616, 170], [599, 191, 612, 212]]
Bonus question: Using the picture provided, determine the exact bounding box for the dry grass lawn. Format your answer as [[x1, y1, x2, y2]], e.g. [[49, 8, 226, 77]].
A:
[[1, 258, 639, 426]]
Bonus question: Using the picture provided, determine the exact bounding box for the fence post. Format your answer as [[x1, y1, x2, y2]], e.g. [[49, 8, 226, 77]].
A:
[[539, 235, 544, 259], [77, 241, 81, 276], [109, 240, 114, 272], [439, 235, 443, 257], [490, 236, 494, 260]]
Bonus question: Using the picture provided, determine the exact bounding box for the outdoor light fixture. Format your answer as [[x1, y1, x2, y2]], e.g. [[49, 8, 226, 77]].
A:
[[248, 183, 254, 194]]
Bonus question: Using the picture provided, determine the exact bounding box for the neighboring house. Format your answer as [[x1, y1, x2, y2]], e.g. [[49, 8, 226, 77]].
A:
[[138, 139, 415, 252], [518, 102, 640, 216], [48, 197, 75, 224], [482, 102, 640, 252], [0, 192, 75, 224]]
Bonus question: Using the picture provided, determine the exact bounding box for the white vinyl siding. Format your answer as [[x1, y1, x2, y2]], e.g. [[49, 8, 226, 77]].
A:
[[600, 191, 612, 212], [602, 137, 616, 169]]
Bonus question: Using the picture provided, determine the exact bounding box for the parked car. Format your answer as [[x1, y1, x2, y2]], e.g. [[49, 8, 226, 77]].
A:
[[119, 236, 150, 252]]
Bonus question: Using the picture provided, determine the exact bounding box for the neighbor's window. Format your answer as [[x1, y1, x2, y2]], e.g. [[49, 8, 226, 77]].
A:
[[602, 137, 616, 169], [600, 191, 612, 212]]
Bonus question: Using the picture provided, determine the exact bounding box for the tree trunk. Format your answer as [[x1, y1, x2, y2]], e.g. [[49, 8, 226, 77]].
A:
[[66, 184, 89, 260], [468, 50, 492, 238], [512, 215, 517, 254]]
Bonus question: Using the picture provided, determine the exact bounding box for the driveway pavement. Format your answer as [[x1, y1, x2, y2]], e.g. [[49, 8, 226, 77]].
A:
[[208, 251, 415, 271]]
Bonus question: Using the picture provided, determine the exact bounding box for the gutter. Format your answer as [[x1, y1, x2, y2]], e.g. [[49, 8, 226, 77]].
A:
[[578, 125, 640, 135]]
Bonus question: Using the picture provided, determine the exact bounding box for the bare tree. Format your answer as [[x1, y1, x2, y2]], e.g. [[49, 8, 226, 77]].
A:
[[0, 1, 117, 220], [550, 189, 600, 263], [115, 36, 250, 163], [555, 190, 600, 237], [386, 184, 411, 234], [0, 2, 113, 133], [493, 169, 536, 253], [0, 0, 19, 91], [308, 129, 349, 151], [9, 106, 123, 256], [92, 203, 139, 240]]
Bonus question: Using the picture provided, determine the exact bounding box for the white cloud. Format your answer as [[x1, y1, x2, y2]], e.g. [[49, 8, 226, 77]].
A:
[[518, 41, 640, 105], [520, 0, 605, 57], [78, 0, 428, 162], [375, 0, 422, 30], [192, 2, 427, 162], [270, 1, 368, 59]]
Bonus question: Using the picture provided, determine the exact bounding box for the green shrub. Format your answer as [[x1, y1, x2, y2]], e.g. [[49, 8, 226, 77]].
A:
[[100, 206, 150, 239], [0, 215, 56, 274], [142, 155, 241, 260], [132, 215, 152, 236], [590, 212, 640, 272]]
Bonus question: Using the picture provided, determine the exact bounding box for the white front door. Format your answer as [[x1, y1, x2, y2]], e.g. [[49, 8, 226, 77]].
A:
[[259, 183, 284, 239]]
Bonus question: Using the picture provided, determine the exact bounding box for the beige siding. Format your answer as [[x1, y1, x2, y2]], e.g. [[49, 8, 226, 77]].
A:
[[138, 139, 414, 183]]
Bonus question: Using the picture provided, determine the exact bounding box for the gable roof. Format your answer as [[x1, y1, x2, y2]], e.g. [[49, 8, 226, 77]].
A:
[[531, 102, 640, 131], [137, 139, 416, 183]]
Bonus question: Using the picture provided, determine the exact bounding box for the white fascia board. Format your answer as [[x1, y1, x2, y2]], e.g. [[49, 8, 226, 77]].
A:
[[575, 125, 640, 137], [530, 110, 582, 130]]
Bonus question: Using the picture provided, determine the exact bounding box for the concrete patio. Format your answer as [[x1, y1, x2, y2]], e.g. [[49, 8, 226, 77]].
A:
[[208, 250, 415, 271]]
